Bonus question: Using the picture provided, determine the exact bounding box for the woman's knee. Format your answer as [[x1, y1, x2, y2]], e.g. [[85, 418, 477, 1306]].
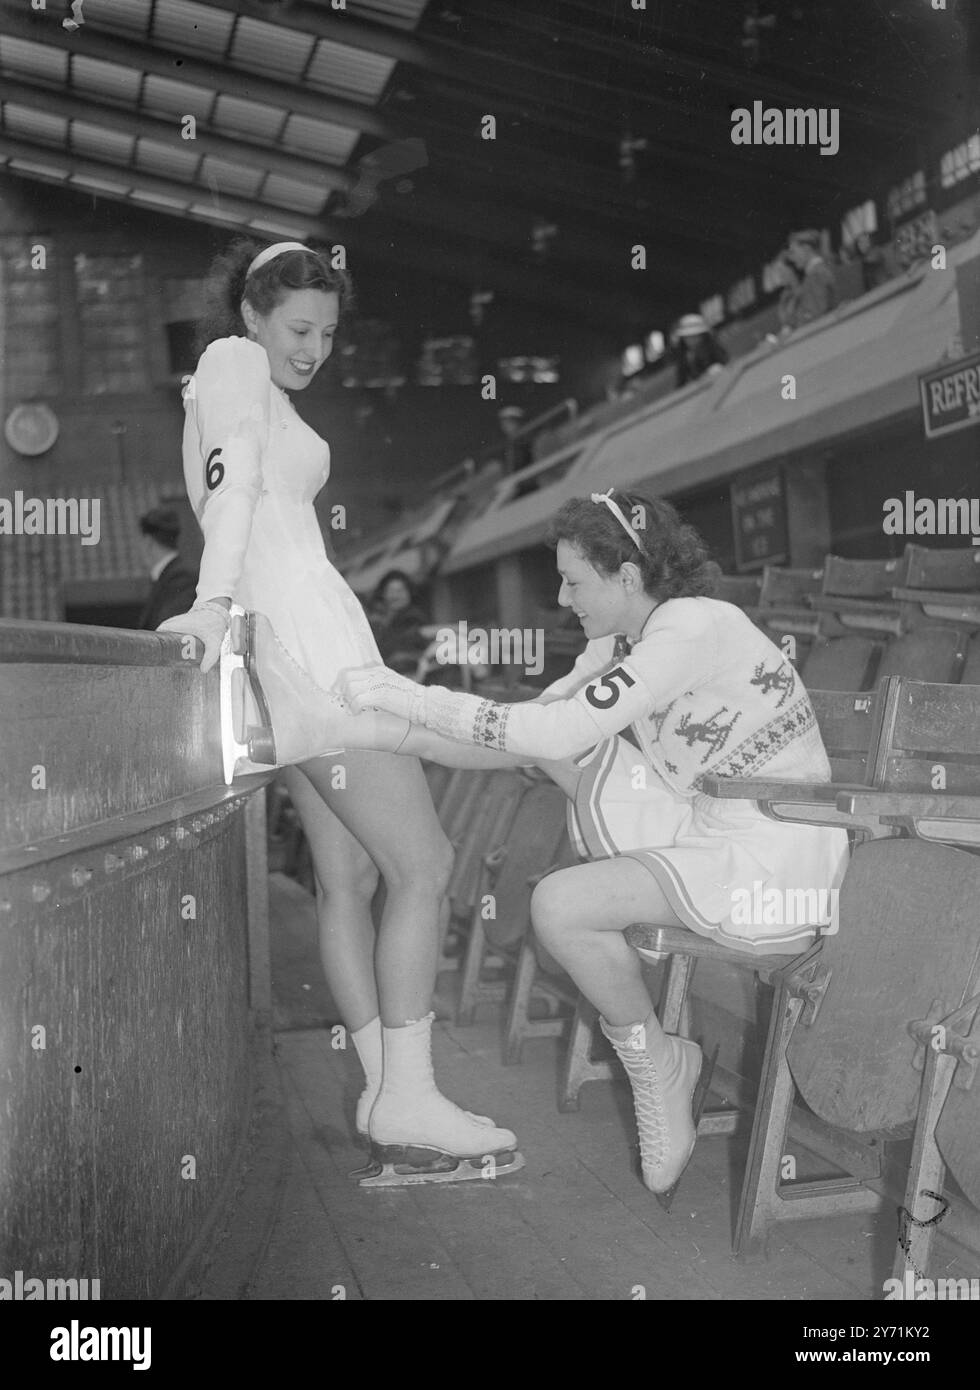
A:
[[314, 852, 379, 907], [531, 871, 578, 948], [381, 828, 454, 899]]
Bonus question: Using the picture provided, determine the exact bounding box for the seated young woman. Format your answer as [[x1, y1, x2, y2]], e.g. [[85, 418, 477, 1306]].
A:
[[234, 489, 849, 1198]]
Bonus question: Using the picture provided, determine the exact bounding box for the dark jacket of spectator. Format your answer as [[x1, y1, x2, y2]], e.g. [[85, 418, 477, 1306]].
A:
[[138, 555, 199, 630], [368, 570, 430, 677], [672, 314, 729, 389], [137, 505, 199, 629], [783, 231, 837, 330]]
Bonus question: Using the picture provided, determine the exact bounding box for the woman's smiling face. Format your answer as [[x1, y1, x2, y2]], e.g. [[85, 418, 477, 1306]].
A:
[[242, 287, 339, 391], [555, 539, 632, 640]]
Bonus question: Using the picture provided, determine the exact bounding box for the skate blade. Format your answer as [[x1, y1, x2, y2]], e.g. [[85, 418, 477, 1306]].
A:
[[219, 606, 278, 782], [654, 1042, 719, 1213], [355, 1147, 525, 1188], [218, 603, 249, 785]]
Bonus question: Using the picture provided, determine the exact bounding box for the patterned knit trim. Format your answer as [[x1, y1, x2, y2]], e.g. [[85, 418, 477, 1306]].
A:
[[472, 698, 512, 749], [691, 695, 820, 790]]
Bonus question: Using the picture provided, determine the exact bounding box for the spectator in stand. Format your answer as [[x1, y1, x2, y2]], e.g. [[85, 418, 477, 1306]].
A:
[[136, 506, 198, 630], [498, 405, 533, 473], [671, 313, 729, 389], [774, 252, 803, 333], [367, 569, 431, 677], [782, 229, 837, 329], [854, 231, 889, 295]]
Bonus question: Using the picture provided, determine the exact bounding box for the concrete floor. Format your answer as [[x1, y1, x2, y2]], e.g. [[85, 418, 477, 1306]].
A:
[[189, 874, 973, 1301]]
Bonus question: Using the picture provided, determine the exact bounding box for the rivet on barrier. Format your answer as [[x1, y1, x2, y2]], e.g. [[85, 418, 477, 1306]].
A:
[[70, 866, 93, 889], [32, 883, 51, 903]]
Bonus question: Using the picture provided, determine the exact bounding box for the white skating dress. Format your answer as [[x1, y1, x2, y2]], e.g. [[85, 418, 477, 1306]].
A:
[[182, 336, 381, 687]]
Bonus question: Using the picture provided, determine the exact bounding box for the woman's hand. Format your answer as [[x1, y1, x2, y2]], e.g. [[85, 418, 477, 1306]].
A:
[[337, 663, 426, 722], [157, 600, 230, 673]]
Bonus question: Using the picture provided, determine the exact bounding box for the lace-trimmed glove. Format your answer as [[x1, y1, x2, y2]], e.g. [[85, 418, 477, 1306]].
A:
[[157, 600, 230, 674], [339, 664, 427, 723]]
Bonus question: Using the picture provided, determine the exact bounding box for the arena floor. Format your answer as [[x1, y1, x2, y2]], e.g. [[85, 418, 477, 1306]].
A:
[[189, 875, 972, 1302]]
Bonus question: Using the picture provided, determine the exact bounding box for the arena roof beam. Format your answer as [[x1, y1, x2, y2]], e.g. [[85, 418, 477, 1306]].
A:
[[0, 7, 397, 141], [0, 131, 332, 232], [0, 136, 666, 329], [458, 0, 943, 134], [0, 77, 353, 195]]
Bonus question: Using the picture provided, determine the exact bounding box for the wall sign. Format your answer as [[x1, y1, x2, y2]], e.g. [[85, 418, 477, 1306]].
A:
[[731, 466, 788, 571], [919, 351, 980, 440]]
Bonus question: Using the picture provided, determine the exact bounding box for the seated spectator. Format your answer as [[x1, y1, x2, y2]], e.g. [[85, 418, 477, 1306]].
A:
[[773, 252, 803, 333], [671, 314, 729, 388], [854, 231, 889, 294], [137, 506, 198, 630], [367, 569, 430, 677], [782, 229, 836, 329], [498, 405, 533, 474]]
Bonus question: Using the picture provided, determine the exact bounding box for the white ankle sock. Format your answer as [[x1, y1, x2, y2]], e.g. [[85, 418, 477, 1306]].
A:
[[350, 1016, 383, 1092]]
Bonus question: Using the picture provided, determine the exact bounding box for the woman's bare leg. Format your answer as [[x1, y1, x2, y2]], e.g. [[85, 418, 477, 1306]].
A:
[[283, 763, 381, 1031], [531, 857, 684, 1025], [290, 748, 452, 1027]]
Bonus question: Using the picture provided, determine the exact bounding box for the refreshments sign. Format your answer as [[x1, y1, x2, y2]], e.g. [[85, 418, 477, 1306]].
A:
[[919, 351, 980, 439]]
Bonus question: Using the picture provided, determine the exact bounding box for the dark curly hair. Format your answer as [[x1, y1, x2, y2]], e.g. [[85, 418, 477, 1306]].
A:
[[195, 237, 354, 354], [547, 490, 719, 602]]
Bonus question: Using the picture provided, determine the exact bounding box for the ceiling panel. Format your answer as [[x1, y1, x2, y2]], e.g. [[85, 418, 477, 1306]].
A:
[[230, 18, 316, 82], [280, 113, 359, 164], [142, 74, 216, 120], [71, 121, 136, 165], [261, 172, 331, 214], [305, 39, 395, 102], [135, 137, 204, 181], [151, 0, 234, 58], [69, 173, 132, 197], [80, 0, 152, 38], [357, 0, 431, 29], [212, 94, 287, 143], [71, 55, 142, 104], [0, 35, 68, 83], [131, 188, 192, 213], [8, 156, 69, 181], [200, 155, 264, 200], [1, 104, 68, 147]]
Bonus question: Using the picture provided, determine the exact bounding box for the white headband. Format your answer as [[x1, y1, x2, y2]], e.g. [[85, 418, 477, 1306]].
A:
[[246, 241, 312, 277], [590, 489, 642, 550]]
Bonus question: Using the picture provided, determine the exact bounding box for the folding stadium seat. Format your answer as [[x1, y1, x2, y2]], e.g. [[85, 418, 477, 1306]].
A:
[[873, 624, 967, 685], [892, 543, 980, 627], [809, 554, 905, 634], [713, 573, 763, 609], [800, 633, 882, 690]]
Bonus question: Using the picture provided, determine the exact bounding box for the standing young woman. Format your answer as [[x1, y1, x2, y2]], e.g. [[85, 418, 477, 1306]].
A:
[[158, 240, 522, 1186], [317, 491, 850, 1199]]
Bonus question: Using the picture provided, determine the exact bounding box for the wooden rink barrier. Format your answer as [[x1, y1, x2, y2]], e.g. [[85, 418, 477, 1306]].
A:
[[0, 620, 272, 1299]]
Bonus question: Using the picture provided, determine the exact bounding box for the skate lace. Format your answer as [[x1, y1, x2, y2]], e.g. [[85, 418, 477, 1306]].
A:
[[616, 1032, 667, 1167]]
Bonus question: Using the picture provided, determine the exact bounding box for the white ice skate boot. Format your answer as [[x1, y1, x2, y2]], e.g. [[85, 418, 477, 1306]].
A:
[[219, 606, 348, 782], [600, 1014, 713, 1210], [356, 1013, 524, 1186]]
